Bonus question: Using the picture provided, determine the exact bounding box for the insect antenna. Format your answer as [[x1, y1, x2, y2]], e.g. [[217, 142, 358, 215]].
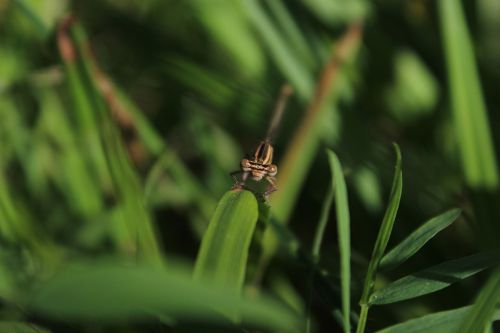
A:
[[265, 84, 293, 143]]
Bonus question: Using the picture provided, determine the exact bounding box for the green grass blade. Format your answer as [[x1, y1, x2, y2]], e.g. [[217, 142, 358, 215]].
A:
[[26, 261, 301, 333], [380, 209, 461, 271], [439, 0, 499, 189], [326, 150, 351, 333], [357, 143, 402, 333], [68, 21, 162, 262], [458, 268, 500, 333], [369, 252, 499, 305], [243, 0, 314, 99], [266, 0, 315, 69], [376, 305, 498, 333], [194, 189, 259, 291]]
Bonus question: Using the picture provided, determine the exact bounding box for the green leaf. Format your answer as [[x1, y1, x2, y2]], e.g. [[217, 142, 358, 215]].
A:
[[380, 209, 461, 271], [360, 144, 403, 303], [357, 144, 402, 333], [439, 0, 499, 189], [326, 150, 351, 333], [458, 268, 500, 333], [194, 190, 259, 291], [376, 306, 483, 333], [369, 252, 500, 305], [27, 261, 301, 332]]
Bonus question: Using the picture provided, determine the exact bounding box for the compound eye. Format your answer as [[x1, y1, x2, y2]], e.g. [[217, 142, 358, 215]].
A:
[[268, 164, 277, 176], [241, 159, 251, 171]]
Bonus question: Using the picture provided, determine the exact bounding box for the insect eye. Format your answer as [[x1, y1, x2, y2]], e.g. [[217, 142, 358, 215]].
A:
[[241, 159, 251, 171], [268, 164, 277, 176]]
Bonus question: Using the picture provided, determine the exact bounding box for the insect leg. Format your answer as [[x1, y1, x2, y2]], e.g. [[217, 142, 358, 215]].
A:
[[230, 170, 249, 190], [263, 176, 278, 200]]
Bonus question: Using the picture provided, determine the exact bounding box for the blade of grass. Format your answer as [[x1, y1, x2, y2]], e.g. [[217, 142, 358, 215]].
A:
[[380, 208, 461, 271], [326, 150, 351, 333], [369, 251, 500, 305], [458, 268, 500, 333], [357, 144, 402, 333], [194, 189, 259, 292], [266, 0, 316, 69], [439, 0, 499, 189], [244, 0, 314, 99], [375, 305, 499, 333], [59, 17, 162, 262], [26, 261, 302, 333], [84, 59, 217, 221]]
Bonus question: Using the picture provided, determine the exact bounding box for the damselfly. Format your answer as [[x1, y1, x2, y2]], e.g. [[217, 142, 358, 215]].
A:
[[231, 85, 293, 198]]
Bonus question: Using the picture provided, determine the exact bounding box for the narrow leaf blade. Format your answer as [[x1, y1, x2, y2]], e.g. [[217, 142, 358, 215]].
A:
[[376, 306, 471, 333], [194, 189, 259, 291], [360, 144, 403, 304], [458, 268, 500, 333], [439, 0, 499, 189], [369, 252, 500, 305], [326, 150, 351, 333], [380, 209, 461, 271]]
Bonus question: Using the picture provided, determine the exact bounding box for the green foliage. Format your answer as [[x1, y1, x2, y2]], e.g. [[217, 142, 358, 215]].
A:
[[194, 189, 258, 291], [27, 261, 301, 332], [439, 0, 499, 189], [370, 252, 499, 305], [1, 0, 500, 331], [357, 144, 403, 333], [380, 209, 461, 271], [375, 305, 500, 333], [326, 150, 351, 333]]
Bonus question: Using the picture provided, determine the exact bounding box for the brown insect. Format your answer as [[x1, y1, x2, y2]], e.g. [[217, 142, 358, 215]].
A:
[[231, 85, 293, 199]]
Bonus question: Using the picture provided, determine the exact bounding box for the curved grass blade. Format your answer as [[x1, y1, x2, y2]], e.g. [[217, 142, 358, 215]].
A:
[[380, 209, 461, 271], [194, 189, 259, 292], [26, 261, 301, 333], [326, 150, 351, 333], [458, 268, 500, 333], [369, 252, 500, 305], [375, 305, 499, 333], [439, 0, 499, 189], [357, 144, 402, 333]]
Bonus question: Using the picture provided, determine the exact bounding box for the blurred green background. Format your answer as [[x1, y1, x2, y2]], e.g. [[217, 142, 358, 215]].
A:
[[1, 0, 500, 332]]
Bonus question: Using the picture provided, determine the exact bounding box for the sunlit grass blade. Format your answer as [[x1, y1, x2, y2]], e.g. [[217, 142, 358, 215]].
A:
[[357, 143, 402, 333], [13, 0, 67, 39], [369, 251, 499, 305], [26, 261, 302, 333], [439, 0, 499, 189], [375, 305, 500, 333], [194, 189, 259, 291], [380, 208, 461, 271], [325, 150, 351, 333], [458, 268, 500, 333]]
